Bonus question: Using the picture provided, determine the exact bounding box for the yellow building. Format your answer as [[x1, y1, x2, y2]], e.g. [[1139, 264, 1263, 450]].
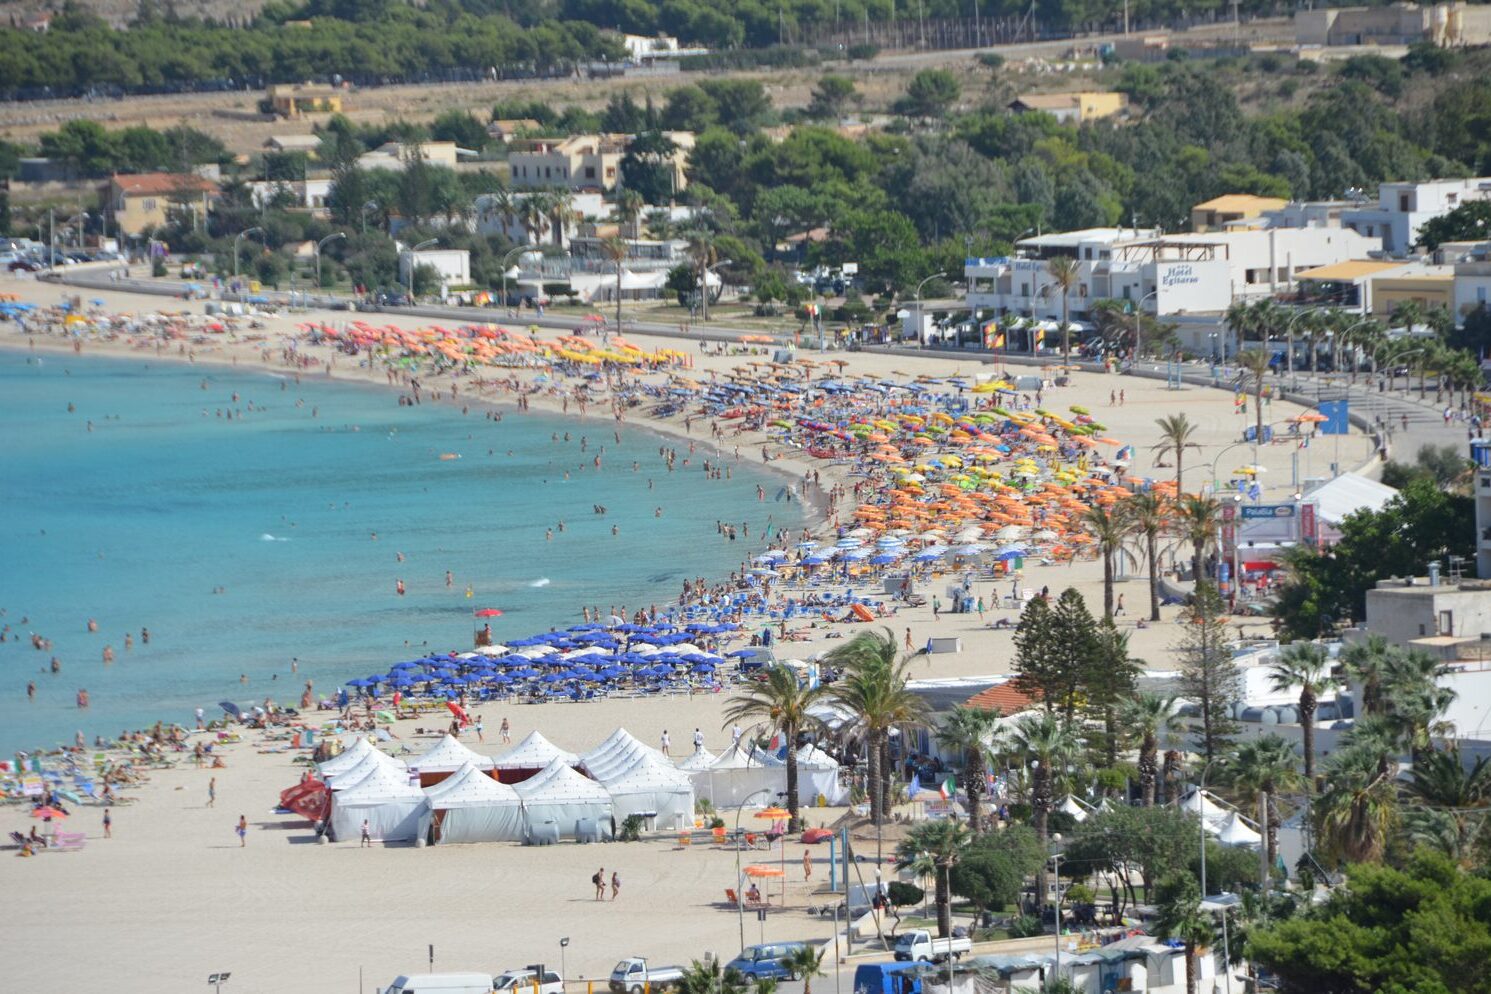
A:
[[508, 132, 693, 194], [266, 83, 343, 120], [1370, 268, 1456, 318], [104, 173, 220, 237], [1007, 91, 1128, 124], [1190, 194, 1288, 233]]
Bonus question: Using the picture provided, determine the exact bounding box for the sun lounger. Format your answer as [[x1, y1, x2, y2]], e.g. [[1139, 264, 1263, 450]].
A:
[[48, 832, 85, 852]]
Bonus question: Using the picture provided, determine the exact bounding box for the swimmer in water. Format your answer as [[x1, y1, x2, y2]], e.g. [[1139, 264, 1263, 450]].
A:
[[396, 579, 406, 596], [612, 524, 619, 536]]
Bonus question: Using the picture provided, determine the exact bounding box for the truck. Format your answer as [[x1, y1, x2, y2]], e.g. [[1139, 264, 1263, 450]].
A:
[[892, 930, 972, 963], [853, 962, 981, 994], [494, 966, 564, 994], [382, 973, 494, 994], [609, 958, 685, 994]]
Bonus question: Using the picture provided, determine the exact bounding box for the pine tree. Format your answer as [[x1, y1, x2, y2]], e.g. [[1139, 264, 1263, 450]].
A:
[[1013, 588, 1101, 720], [1175, 582, 1241, 763]]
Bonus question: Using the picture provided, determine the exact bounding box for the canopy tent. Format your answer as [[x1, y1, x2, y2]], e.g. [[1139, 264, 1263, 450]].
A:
[[491, 730, 578, 784], [1213, 810, 1263, 848], [317, 737, 377, 779], [1057, 795, 1091, 823], [601, 756, 696, 829], [325, 748, 406, 792], [1177, 788, 1231, 826], [673, 746, 717, 772], [422, 761, 524, 844], [580, 728, 668, 781], [512, 757, 613, 840], [409, 734, 495, 786], [690, 738, 786, 807], [329, 763, 427, 843], [795, 745, 849, 805]]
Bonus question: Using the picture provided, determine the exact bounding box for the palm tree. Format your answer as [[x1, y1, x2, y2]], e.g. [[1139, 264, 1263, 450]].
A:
[[1152, 413, 1201, 494], [612, 188, 645, 246], [722, 666, 825, 832], [780, 944, 825, 994], [1224, 299, 1257, 347], [1161, 748, 1185, 805], [1402, 747, 1491, 866], [1315, 741, 1398, 865], [678, 958, 748, 994], [826, 628, 929, 825], [1227, 734, 1303, 871], [1008, 712, 1082, 905], [1267, 642, 1335, 785], [1236, 349, 1271, 445], [1153, 874, 1216, 994], [1175, 495, 1221, 586], [894, 818, 972, 938], [1381, 648, 1458, 759], [547, 189, 575, 247], [1080, 502, 1130, 621], [1046, 256, 1080, 360], [599, 234, 628, 331], [1120, 693, 1178, 806], [686, 229, 717, 322], [1341, 634, 1394, 717], [935, 705, 1003, 832], [1124, 490, 1169, 621], [519, 192, 551, 246]]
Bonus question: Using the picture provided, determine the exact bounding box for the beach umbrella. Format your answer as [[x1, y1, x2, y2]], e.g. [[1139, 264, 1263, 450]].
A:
[[30, 806, 67, 820], [218, 700, 244, 717], [474, 608, 505, 618], [869, 554, 899, 565]]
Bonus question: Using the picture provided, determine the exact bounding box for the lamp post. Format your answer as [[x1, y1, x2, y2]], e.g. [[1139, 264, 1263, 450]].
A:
[[1208, 440, 1251, 493], [1131, 288, 1158, 363], [207, 973, 231, 994], [1195, 758, 1225, 899], [703, 258, 733, 329], [1284, 307, 1322, 392], [912, 271, 946, 349], [233, 227, 264, 285], [500, 245, 528, 311], [734, 788, 771, 954], [406, 238, 438, 303], [314, 232, 346, 293], [558, 937, 569, 987]]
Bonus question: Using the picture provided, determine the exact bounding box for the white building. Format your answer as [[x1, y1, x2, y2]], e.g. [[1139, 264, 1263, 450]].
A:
[[964, 226, 1380, 328], [473, 191, 607, 247], [1453, 259, 1491, 323], [1339, 177, 1491, 255], [357, 141, 472, 172], [399, 248, 471, 291], [247, 177, 333, 211]]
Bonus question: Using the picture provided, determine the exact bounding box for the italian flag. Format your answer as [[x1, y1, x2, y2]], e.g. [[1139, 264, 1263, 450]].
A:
[[939, 777, 955, 801]]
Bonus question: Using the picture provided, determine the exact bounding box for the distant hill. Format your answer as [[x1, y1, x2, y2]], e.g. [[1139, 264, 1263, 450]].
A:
[[3, 0, 266, 29]]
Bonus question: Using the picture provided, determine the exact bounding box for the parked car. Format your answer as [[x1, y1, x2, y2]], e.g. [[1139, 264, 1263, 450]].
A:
[[8, 258, 41, 272], [609, 958, 684, 994], [494, 967, 563, 994], [725, 942, 815, 979], [893, 929, 971, 963]]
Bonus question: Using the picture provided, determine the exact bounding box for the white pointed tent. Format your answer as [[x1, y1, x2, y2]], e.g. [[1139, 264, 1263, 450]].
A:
[[330, 762, 427, 842], [1213, 811, 1263, 848], [422, 761, 524, 844], [580, 730, 693, 828], [674, 746, 718, 772], [691, 738, 786, 807], [492, 731, 578, 783], [513, 756, 613, 839], [1058, 795, 1091, 823], [580, 728, 667, 780], [1177, 788, 1231, 825], [795, 744, 849, 805], [408, 734, 495, 786], [317, 737, 377, 779], [326, 747, 406, 792]]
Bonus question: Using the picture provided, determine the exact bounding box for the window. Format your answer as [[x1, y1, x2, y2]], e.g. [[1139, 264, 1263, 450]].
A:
[[1439, 610, 1454, 635], [143, 198, 156, 211], [1399, 193, 1411, 212], [585, 166, 596, 179]]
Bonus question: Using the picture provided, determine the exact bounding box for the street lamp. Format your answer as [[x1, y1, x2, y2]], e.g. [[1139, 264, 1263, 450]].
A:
[[1283, 307, 1323, 392], [500, 245, 528, 311], [361, 200, 379, 238], [233, 227, 264, 284], [1131, 289, 1158, 363], [1195, 758, 1226, 899], [558, 937, 569, 986], [701, 258, 733, 326], [1208, 440, 1252, 493], [734, 788, 772, 955], [1050, 850, 1065, 985], [314, 232, 346, 292], [406, 238, 439, 303], [207, 973, 231, 994]]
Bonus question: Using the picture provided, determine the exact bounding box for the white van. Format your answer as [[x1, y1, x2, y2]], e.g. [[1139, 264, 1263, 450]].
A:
[[383, 973, 494, 994]]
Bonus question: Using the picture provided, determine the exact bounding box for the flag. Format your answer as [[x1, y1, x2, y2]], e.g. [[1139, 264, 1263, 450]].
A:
[[908, 773, 922, 798], [1318, 399, 1350, 435], [939, 777, 955, 800]]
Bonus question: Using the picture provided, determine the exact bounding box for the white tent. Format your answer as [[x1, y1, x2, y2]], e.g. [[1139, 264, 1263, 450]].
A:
[[317, 737, 377, 779], [422, 761, 524, 844], [674, 746, 717, 772], [326, 748, 406, 791], [409, 734, 495, 785], [330, 763, 427, 842], [1177, 788, 1230, 825], [492, 731, 578, 782], [691, 739, 786, 807], [1057, 795, 1091, 823], [580, 728, 668, 781], [602, 756, 696, 829], [1214, 811, 1263, 848], [796, 745, 850, 805], [513, 757, 612, 840]]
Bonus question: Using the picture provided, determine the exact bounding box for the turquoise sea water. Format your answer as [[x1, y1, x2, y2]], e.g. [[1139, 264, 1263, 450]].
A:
[[0, 348, 802, 753]]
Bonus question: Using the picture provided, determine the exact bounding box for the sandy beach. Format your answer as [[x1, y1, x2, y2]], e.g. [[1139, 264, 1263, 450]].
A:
[[0, 269, 1371, 994]]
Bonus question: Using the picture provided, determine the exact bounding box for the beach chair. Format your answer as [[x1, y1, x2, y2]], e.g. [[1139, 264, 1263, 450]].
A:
[[49, 832, 85, 852], [711, 825, 727, 846], [725, 888, 740, 906]]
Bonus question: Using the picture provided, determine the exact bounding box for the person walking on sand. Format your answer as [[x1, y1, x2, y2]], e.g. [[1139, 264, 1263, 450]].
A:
[[207, 776, 216, 808], [361, 819, 372, 847], [904, 628, 913, 652], [660, 730, 670, 756], [803, 849, 812, 881], [1115, 594, 1125, 617], [236, 815, 248, 847], [102, 807, 112, 839], [593, 867, 606, 900], [611, 870, 621, 900], [500, 717, 511, 744]]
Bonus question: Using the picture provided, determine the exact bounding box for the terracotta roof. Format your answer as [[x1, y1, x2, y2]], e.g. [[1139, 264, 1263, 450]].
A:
[[1294, 260, 1405, 282], [110, 172, 219, 196], [1192, 194, 1287, 213], [961, 683, 1036, 715], [1011, 93, 1082, 111]]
